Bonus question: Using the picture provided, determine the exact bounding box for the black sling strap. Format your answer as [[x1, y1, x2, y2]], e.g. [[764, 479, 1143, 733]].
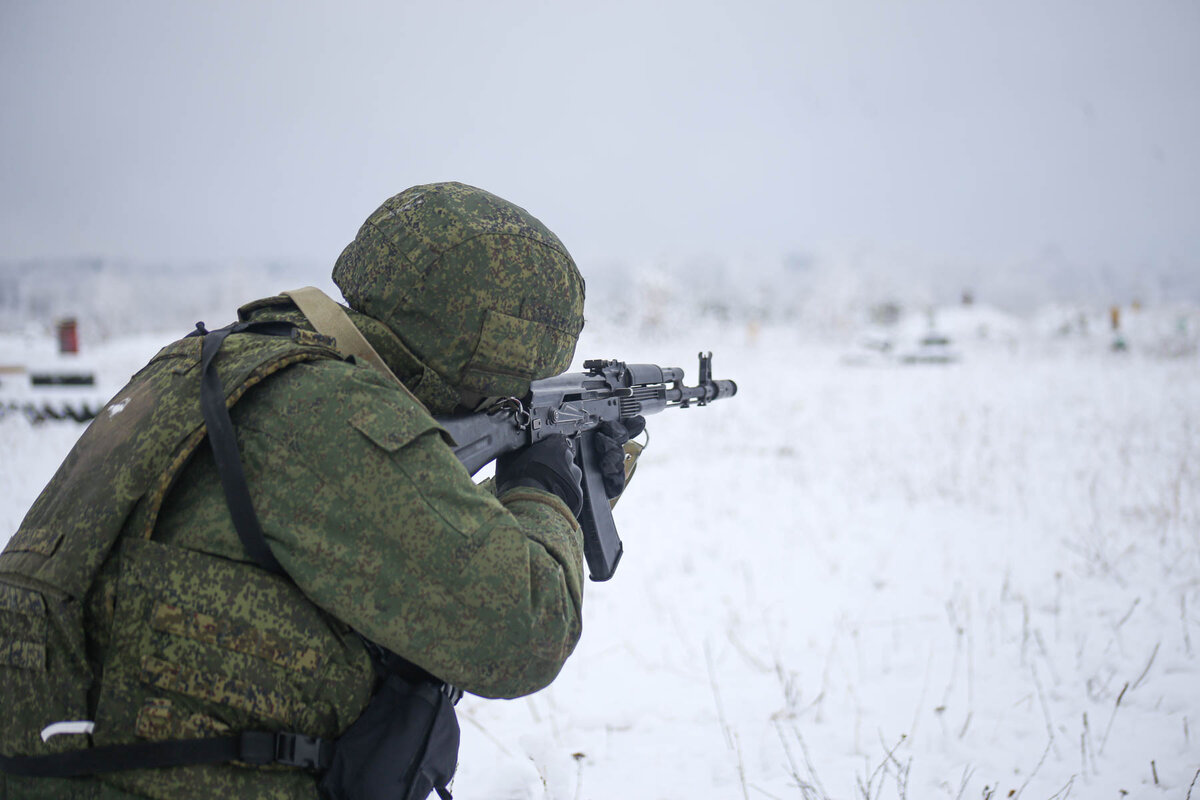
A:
[[0, 730, 331, 777], [195, 320, 293, 575]]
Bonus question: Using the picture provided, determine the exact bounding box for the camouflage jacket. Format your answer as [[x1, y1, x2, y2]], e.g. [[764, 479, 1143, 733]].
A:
[[0, 300, 585, 799]]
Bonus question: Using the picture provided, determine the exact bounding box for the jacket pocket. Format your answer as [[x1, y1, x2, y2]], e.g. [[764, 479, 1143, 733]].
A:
[[93, 538, 374, 749], [0, 580, 92, 757]]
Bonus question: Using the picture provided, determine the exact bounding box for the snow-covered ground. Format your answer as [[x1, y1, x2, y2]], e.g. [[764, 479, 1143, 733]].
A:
[[2, 309, 1198, 799]]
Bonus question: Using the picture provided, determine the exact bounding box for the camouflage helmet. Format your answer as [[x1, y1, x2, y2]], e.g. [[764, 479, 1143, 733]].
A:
[[333, 182, 586, 404]]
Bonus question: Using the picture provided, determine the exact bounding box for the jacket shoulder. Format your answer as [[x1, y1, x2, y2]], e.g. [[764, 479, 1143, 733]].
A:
[[238, 357, 452, 455]]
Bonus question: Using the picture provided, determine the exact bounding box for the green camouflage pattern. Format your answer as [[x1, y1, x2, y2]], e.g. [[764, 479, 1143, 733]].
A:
[[235, 296, 463, 413], [0, 327, 369, 799], [332, 182, 586, 405], [0, 299, 586, 798], [0, 330, 345, 600], [151, 317, 586, 697], [92, 538, 374, 800]]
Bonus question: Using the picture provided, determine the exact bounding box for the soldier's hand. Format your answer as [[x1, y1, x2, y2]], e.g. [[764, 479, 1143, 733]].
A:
[[496, 435, 584, 517], [594, 416, 646, 499]]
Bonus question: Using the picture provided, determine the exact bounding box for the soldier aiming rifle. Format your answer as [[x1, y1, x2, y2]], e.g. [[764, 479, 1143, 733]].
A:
[[0, 182, 735, 800]]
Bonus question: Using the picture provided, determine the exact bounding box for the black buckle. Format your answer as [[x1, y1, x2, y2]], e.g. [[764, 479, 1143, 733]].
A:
[[442, 683, 464, 705], [274, 732, 329, 770]]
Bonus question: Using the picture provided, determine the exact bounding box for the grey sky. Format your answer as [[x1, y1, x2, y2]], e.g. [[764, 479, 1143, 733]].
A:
[[1, 0, 1197, 276]]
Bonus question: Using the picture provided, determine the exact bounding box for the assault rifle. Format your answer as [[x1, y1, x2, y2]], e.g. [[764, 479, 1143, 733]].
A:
[[436, 352, 737, 582]]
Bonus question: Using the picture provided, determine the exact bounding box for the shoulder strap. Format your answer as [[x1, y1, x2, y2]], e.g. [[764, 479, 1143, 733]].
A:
[[0, 730, 331, 777], [282, 287, 426, 410], [195, 320, 292, 575]]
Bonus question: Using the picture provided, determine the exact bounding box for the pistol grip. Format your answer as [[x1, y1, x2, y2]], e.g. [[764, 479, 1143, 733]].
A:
[[575, 431, 623, 581]]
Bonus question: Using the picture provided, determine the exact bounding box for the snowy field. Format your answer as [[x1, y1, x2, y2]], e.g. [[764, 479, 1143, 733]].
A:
[[2, 309, 1198, 799]]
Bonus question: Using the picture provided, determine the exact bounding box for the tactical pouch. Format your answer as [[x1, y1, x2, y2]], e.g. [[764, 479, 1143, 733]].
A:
[[319, 674, 459, 800], [0, 580, 93, 792]]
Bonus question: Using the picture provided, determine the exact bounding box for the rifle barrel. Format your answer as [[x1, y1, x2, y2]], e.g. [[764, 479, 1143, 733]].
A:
[[665, 378, 737, 407]]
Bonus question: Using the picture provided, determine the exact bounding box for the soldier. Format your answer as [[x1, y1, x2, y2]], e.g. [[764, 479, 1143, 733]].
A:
[[0, 183, 640, 799]]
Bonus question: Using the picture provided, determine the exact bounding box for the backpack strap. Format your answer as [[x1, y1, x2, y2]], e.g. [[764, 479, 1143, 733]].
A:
[[0, 730, 331, 777], [193, 320, 293, 575]]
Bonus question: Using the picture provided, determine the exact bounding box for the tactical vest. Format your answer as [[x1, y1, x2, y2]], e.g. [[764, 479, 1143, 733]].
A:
[[0, 325, 376, 796]]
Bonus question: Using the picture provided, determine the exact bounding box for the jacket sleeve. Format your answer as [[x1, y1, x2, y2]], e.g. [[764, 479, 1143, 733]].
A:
[[230, 361, 586, 699]]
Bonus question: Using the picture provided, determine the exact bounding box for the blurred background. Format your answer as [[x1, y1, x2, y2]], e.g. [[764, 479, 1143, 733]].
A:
[[2, 0, 1198, 337]]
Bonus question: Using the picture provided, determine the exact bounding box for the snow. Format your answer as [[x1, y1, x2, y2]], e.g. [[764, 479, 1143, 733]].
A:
[[2, 309, 1198, 799]]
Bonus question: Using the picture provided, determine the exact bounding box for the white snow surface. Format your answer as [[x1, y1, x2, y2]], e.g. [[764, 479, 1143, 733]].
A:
[[1, 314, 1198, 799]]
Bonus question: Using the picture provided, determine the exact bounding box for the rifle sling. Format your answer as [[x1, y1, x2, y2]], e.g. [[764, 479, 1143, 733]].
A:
[[281, 287, 426, 409]]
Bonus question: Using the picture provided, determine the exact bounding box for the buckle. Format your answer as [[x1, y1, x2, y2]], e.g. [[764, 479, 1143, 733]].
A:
[[442, 682, 464, 705], [274, 732, 329, 770]]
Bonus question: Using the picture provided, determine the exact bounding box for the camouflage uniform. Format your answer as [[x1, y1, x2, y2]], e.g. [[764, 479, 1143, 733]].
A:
[[0, 183, 588, 798]]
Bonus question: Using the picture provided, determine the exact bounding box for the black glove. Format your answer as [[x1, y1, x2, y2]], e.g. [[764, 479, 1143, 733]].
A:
[[496, 435, 584, 517], [594, 416, 646, 499]]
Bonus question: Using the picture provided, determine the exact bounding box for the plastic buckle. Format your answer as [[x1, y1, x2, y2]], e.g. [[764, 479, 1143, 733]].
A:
[[442, 682, 464, 705], [274, 732, 328, 770]]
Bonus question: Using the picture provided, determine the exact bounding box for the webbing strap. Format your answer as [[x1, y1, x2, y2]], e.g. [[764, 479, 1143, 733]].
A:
[[0, 731, 332, 777], [196, 321, 290, 575], [282, 288, 419, 401], [283, 287, 464, 415]]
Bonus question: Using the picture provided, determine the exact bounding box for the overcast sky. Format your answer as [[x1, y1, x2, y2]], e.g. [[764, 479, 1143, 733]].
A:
[[1, 0, 1197, 279]]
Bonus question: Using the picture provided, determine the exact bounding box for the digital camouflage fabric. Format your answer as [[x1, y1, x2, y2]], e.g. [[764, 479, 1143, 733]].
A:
[[0, 328, 371, 799], [0, 297, 586, 799], [333, 182, 586, 407]]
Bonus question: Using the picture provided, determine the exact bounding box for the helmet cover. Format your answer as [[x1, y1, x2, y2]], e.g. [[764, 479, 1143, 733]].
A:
[[333, 182, 586, 400]]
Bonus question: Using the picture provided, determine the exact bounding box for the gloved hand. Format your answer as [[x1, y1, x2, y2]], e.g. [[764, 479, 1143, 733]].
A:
[[496, 435, 584, 517], [593, 416, 646, 499]]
